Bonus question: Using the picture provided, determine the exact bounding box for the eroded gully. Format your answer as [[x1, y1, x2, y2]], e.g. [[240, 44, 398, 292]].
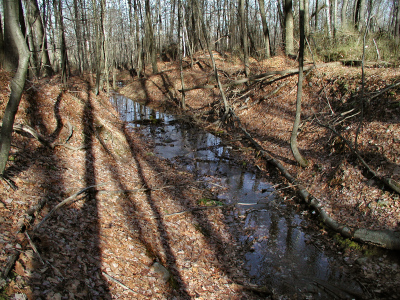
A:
[[111, 93, 366, 299]]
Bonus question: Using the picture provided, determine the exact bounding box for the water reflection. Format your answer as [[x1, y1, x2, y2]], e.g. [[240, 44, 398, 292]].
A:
[[111, 93, 363, 298]]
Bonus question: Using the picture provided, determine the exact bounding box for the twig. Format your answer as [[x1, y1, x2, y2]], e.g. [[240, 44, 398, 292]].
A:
[[25, 232, 45, 265], [102, 271, 143, 295], [0, 175, 17, 190], [368, 81, 400, 102], [34, 183, 109, 231]]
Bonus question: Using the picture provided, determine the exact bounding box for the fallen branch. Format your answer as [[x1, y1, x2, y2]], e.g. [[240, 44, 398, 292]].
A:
[[33, 183, 109, 231], [233, 113, 400, 250], [1, 197, 47, 279], [179, 62, 339, 93], [25, 232, 44, 265], [0, 122, 51, 147], [368, 81, 400, 102], [316, 118, 400, 195], [102, 271, 144, 295]]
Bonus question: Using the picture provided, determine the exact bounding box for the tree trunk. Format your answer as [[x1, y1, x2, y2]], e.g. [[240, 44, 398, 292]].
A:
[[196, 0, 229, 114], [258, 0, 272, 58], [239, 0, 250, 76], [53, 0, 69, 84], [290, 0, 309, 168], [93, 0, 105, 95], [145, 0, 158, 73], [326, 0, 332, 37], [178, 0, 185, 109], [2, 0, 20, 71], [341, 0, 349, 30], [0, 0, 30, 175], [333, 0, 338, 37], [304, 0, 310, 36], [25, 0, 53, 77], [0, 13, 4, 68], [284, 0, 294, 56], [354, 0, 367, 31], [73, 0, 84, 74]]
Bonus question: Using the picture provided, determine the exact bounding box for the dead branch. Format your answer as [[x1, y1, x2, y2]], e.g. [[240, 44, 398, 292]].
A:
[[34, 183, 109, 231], [1, 197, 47, 279], [178, 62, 339, 93], [368, 81, 400, 102], [102, 271, 144, 295], [316, 118, 400, 195], [25, 232, 45, 265], [0, 122, 51, 147]]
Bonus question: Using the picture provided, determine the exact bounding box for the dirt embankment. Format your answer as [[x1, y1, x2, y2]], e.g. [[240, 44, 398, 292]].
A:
[[121, 54, 400, 236]]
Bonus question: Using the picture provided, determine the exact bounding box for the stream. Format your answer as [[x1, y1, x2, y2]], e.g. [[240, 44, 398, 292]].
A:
[[111, 93, 365, 298]]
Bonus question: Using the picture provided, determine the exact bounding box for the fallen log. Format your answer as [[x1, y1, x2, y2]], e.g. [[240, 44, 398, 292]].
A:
[[236, 116, 400, 250], [178, 62, 339, 93]]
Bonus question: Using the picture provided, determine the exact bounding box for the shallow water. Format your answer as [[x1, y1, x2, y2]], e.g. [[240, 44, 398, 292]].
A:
[[111, 93, 364, 298]]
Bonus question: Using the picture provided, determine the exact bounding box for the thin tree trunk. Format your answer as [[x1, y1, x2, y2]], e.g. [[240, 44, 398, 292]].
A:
[[290, 0, 309, 168], [304, 0, 310, 35], [53, 0, 69, 84], [145, 0, 158, 73], [178, 0, 185, 109], [258, 0, 272, 58], [341, 0, 349, 30], [0, 0, 30, 175], [239, 0, 250, 76], [196, 0, 229, 115]]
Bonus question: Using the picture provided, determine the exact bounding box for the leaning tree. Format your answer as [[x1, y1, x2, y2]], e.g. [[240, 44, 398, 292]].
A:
[[0, 0, 31, 176]]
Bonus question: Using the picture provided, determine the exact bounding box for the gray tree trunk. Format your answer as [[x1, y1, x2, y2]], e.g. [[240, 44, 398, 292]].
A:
[[290, 0, 309, 168], [145, 0, 158, 73], [284, 0, 294, 56], [239, 0, 250, 76], [0, 0, 30, 175], [25, 0, 53, 77], [258, 0, 272, 58], [341, 0, 349, 30]]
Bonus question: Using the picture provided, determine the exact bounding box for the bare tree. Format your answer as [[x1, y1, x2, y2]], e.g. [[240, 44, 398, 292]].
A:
[[25, 0, 53, 77], [0, 0, 30, 175], [258, 0, 272, 58], [145, 0, 158, 73], [290, 0, 309, 167]]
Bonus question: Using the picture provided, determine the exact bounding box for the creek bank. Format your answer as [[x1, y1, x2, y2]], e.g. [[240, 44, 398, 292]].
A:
[[111, 92, 371, 298]]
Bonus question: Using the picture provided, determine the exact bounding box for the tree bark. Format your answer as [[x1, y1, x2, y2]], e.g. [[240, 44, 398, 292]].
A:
[[53, 0, 69, 84], [258, 0, 272, 58], [25, 0, 53, 77], [290, 0, 309, 167], [145, 0, 158, 73], [178, 0, 186, 108], [341, 0, 349, 30], [2, 0, 21, 71], [239, 0, 250, 76], [0, 0, 30, 175], [0, 13, 3, 68], [284, 0, 294, 56]]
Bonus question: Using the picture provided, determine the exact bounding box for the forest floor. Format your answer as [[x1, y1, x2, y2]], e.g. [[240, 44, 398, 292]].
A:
[[0, 53, 400, 299]]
